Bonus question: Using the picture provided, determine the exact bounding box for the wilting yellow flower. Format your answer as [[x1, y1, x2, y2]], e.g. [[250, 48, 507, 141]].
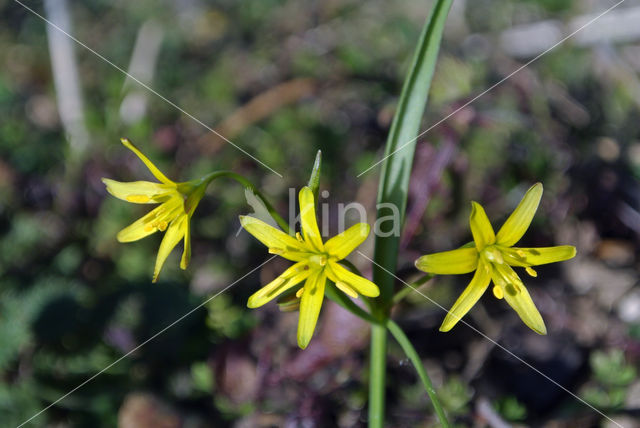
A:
[[240, 186, 379, 349], [415, 183, 576, 335], [103, 138, 208, 282]]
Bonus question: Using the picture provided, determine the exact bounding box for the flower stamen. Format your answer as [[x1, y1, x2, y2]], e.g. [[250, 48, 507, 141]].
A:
[[126, 195, 151, 203], [335, 281, 358, 298], [492, 285, 504, 299]]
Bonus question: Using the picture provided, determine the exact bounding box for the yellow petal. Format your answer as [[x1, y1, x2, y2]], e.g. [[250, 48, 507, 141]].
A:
[[439, 258, 492, 332], [297, 269, 326, 349], [324, 223, 370, 260], [120, 138, 173, 185], [117, 198, 183, 242], [496, 183, 543, 246], [415, 247, 479, 274], [326, 261, 379, 297], [102, 178, 175, 203], [492, 263, 546, 334], [247, 262, 311, 308], [153, 214, 188, 282], [469, 202, 495, 250], [299, 187, 324, 251], [501, 245, 576, 267], [240, 215, 309, 260], [180, 218, 191, 270]]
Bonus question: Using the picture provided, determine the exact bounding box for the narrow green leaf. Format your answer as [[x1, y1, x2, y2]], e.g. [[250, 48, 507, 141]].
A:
[[372, 0, 453, 306], [368, 3, 453, 427], [387, 320, 450, 426]]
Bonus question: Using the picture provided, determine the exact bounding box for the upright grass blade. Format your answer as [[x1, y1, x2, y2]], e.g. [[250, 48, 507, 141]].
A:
[[372, 0, 453, 307], [368, 2, 453, 427]]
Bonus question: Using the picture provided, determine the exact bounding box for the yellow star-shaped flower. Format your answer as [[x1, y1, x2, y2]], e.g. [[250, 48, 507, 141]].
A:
[[240, 186, 379, 349], [415, 183, 576, 335], [102, 138, 207, 282]]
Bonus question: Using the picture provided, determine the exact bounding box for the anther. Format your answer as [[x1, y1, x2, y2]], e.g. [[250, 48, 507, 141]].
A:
[[126, 195, 151, 203], [296, 232, 303, 242], [336, 281, 357, 298], [492, 285, 504, 299], [525, 267, 537, 277], [296, 288, 304, 298]]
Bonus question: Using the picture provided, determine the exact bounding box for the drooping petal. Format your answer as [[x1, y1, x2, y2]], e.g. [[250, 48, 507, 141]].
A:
[[496, 183, 543, 246], [117, 198, 183, 242], [492, 263, 546, 334], [326, 261, 379, 297], [500, 245, 576, 267], [297, 269, 326, 349], [240, 215, 308, 259], [121, 138, 173, 185], [324, 223, 370, 260], [469, 202, 496, 250], [180, 217, 191, 270], [102, 178, 175, 203], [415, 247, 479, 274], [299, 187, 324, 251], [247, 262, 311, 308], [153, 214, 188, 282], [439, 258, 492, 332]]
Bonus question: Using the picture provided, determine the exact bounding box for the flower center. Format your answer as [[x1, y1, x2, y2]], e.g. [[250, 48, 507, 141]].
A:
[[481, 245, 504, 264], [308, 254, 328, 269]]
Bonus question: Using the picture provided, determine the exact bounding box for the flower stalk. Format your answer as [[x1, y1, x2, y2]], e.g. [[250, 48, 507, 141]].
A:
[[368, 0, 453, 426]]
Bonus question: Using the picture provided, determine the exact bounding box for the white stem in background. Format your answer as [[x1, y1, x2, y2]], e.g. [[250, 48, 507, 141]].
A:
[[120, 20, 164, 124], [44, 0, 89, 159]]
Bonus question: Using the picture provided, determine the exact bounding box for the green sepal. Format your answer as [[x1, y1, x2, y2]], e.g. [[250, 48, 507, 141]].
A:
[[307, 150, 322, 204]]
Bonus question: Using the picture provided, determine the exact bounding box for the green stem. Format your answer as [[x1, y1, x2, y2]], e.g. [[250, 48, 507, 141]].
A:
[[326, 282, 449, 426], [369, 1, 452, 422], [387, 320, 450, 427], [326, 281, 388, 427], [325, 284, 379, 325], [392, 273, 435, 305], [369, 324, 387, 428], [199, 171, 291, 233]]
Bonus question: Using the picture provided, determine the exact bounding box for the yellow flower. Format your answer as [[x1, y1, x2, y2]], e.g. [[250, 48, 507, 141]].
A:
[[240, 186, 379, 349], [102, 138, 207, 282], [415, 183, 576, 335]]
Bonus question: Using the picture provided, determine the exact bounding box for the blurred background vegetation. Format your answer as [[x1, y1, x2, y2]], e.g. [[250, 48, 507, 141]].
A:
[[1, 0, 639, 426]]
